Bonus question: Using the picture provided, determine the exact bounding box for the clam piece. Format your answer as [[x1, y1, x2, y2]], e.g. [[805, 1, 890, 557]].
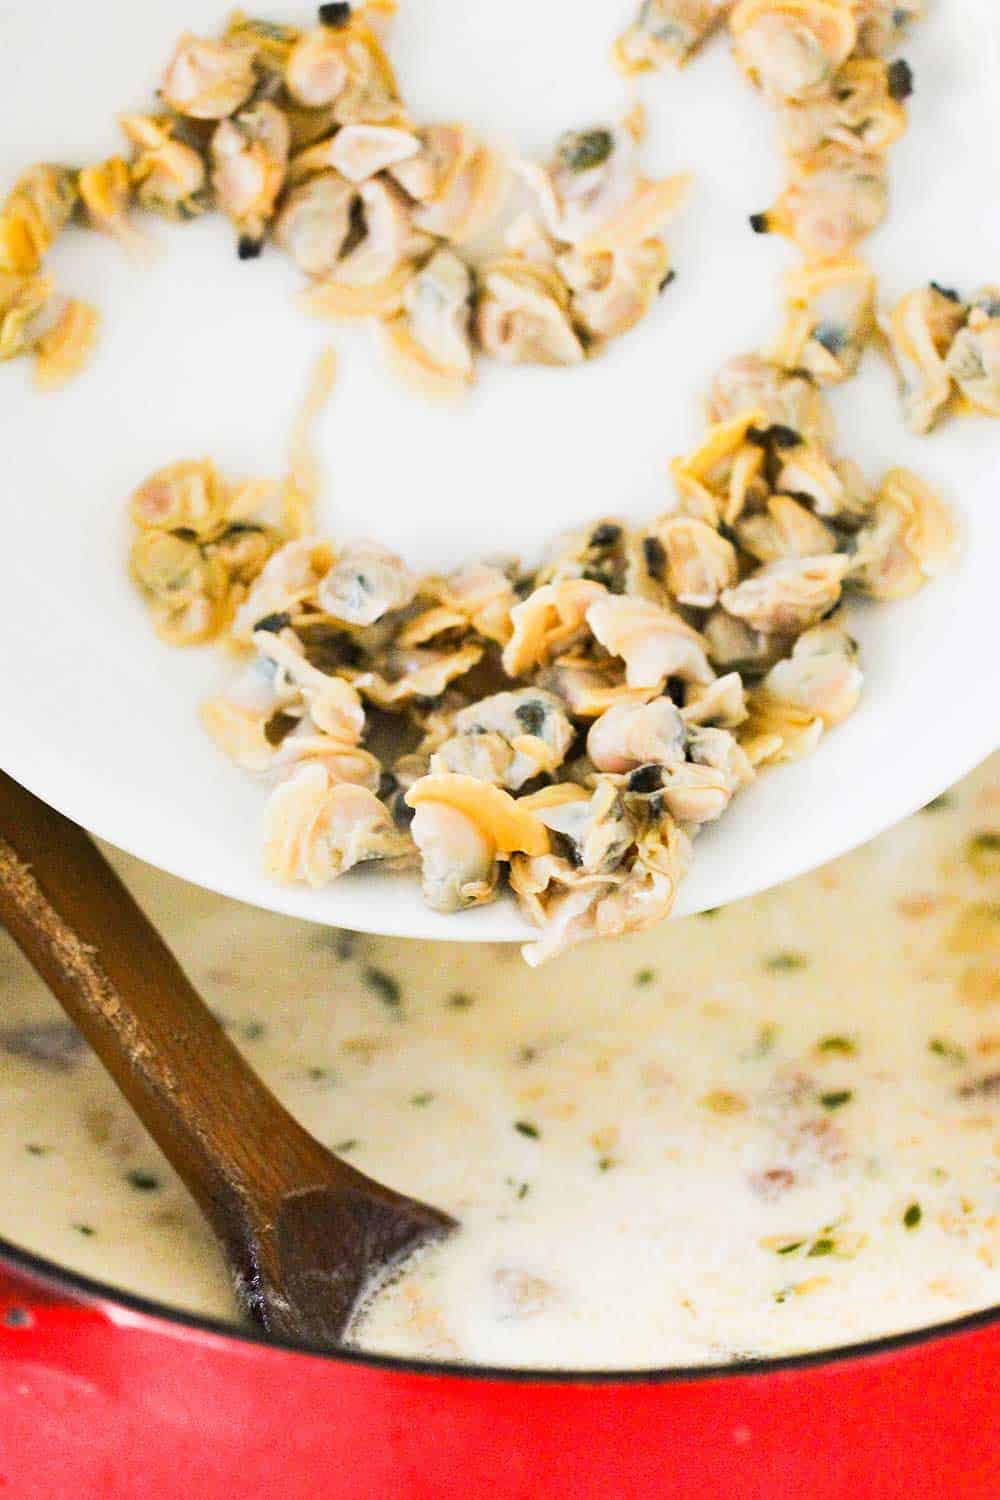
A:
[[739, 694, 825, 765], [253, 631, 366, 743], [386, 124, 461, 201], [756, 146, 888, 260], [438, 689, 575, 791], [657, 760, 737, 824], [703, 608, 790, 673], [206, 650, 374, 789], [335, 177, 418, 286], [772, 441, 848, 518], [285, 19, 400, 123], [524, 778, 633, 875], [382, 249, 475, 397], [430, 733, 517, 789], [409, 801, 499, 911], [624, 527, 674, 603], [232, 537, 333, 641], [519, 120, 687, 257], [201, 654, 301, 774], [285, 25, 350, 106], [264, 765, 410, 887], [78, 158, 145, 255], [306, 260, 417, 320], [707, 354, 834, 447], [211, 102, 290, 244], [536, 517, 629, 592], [130, 460, 228, 538], [689, 722, 755, 781], [407, 774, 550, 854], [0, 165, 79, 275], [0, 273, 60, 361], [304, 178, 425, 318], [275, 172, 356, 276], [538, 657, 657, 718], [518, 125, 636, 247], [852, 0, 921, 56], [681, 672, 748, 727], [514, 815, 691, 966], [317, 541, 417, 627], [730, 0, 857, 101], [600, 815, 690, 920], [828, 456, 875, 528], [509, 861, 615, 964], [669, 411, 769, 526], [721, 554, 849, 632], [410, 141, 508, 245], [587, 595, 714, 688], [129, 530, 229, 645], [557, 239, 671, 343], [848, 467, 957, 600], [475, 258, 584, 366], [406, 772, 549, 912], [439, 563, 517, 645], [396, 604, 470, 648], [574, 175, 690, 259], [503, 210, 561, 266], [161, 32, 257, 120], [770, 258, 876, 383], [945, 295, 1000, 418], [269, 719, 383, 793], [120, 115, 207, 219], [778, 58, 909, 157], [389, 124, 467, 201], [614, 0, 734, 73], [33, 297, 99, 390], [759, 617, 862, 725], [883, 283, 968, 434], [348, 644, 484, 707], [587, 698, 687, 775], [206, 523, 280, 589], [325, 124, 420, 183], [652, 516, 739, 606], [223, 14, 301, 72], [502, 579, 606, 676], [736, 493, 837, 563]]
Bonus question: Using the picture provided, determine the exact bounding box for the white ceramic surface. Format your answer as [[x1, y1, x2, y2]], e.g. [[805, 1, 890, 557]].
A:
[[1, 0, 998, 941]]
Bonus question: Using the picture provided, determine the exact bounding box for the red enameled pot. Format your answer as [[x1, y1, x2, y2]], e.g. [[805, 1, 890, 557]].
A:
[[1, 1237, 997, 1498]]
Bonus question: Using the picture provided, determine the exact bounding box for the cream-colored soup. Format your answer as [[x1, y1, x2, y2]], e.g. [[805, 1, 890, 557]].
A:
[[0, 757, 997, 1369]]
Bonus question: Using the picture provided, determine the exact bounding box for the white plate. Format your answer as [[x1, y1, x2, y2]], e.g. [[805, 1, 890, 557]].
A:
[[2, 0, 999, 941]]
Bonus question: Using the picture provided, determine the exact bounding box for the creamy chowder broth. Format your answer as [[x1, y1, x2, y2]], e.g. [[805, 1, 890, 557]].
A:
[[0, 756, 998, 1369]]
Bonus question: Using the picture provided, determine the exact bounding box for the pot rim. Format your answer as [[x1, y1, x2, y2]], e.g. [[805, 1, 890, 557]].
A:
[[3, 1230, 998, 1383]]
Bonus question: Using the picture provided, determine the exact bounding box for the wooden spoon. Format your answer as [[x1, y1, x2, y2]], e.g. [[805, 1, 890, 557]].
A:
[[0, 771, 455, 1349]]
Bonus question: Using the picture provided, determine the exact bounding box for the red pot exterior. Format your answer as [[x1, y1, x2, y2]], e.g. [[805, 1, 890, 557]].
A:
[[1, 1258, 998, 1500]]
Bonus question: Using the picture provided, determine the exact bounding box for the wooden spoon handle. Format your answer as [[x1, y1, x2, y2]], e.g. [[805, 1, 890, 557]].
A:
[[0, 772, 344, 1242]]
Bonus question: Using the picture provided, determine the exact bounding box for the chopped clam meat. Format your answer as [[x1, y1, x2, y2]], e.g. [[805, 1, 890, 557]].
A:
[[614, 0, 734, 73], [587, 699, 687, 775], [730, 0, 857, 102], [852, 0, 922, 56], [587, 595, 714, 688], [264, 766, 410, 886], [945, 297, 1000, 418], [721, 554, 849, 633], [317, 542, 418, 627], [382, 250, 474, 395], [160, 32, 257, 120], [883, 284, 968, 434], [756, 146, 888, 261], [475, 259, 585, 367]]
